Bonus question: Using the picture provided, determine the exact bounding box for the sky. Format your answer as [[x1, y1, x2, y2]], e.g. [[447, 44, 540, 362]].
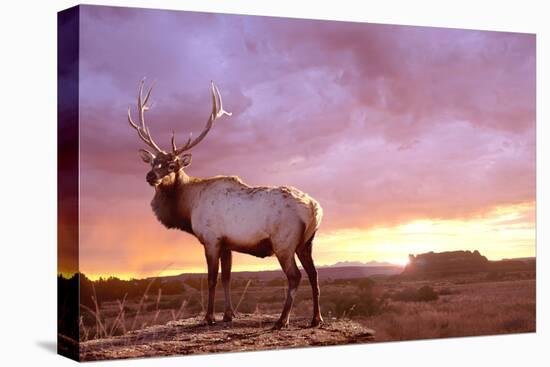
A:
[[71, 5, 536, 280]]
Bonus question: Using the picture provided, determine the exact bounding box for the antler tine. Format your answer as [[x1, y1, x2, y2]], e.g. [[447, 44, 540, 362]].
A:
[[128, 79, 164, 154], [171, 131, 177, 153], [213, 83, 232, 119], [139, 80, 156, 128], [173, 81, 231, 155], [171, 131, 193, 155], [142, 80, 154, 108]]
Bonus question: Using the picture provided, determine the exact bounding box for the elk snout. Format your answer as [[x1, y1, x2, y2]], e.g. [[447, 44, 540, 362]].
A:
[[146, 171, 158, 186]]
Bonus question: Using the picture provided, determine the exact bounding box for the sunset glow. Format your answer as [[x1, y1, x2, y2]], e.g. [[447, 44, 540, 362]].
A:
[[82, 201, 535, 280], [64, 6, 535, 280], [314, 201, 535, 265]]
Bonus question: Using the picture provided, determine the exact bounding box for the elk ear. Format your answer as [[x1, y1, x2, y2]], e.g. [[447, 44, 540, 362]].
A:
[[180, 153, 192, 167], [139, 149, 155, 164]]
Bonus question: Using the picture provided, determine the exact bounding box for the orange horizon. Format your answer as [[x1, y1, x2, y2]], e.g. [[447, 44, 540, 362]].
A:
[[73, 200, 535, 281], [64, 250, 536, 282]]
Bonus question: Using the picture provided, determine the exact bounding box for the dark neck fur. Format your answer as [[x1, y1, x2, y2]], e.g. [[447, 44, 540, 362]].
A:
[[151, 171, 194, 234]]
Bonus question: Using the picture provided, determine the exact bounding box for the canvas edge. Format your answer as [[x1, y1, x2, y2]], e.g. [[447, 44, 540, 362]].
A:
[[57, 4, 81, 362]]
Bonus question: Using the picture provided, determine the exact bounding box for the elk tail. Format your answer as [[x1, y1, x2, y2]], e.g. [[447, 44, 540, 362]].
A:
[[303, 199, 323, 246]]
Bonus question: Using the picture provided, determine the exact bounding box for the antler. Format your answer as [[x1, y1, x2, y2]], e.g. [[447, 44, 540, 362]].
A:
[[171, 81, 232, 155], [127, 79, 164, 154]]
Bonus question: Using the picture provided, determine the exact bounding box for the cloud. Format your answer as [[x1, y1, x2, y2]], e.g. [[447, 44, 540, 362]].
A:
[[75, 5, 535, 276]]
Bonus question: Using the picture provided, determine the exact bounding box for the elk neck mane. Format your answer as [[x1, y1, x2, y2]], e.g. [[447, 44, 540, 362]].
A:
[[150, 170, 195, 234]]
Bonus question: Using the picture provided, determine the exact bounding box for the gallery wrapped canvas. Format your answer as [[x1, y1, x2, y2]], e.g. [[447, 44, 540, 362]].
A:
[[58, 4, 536, 362]]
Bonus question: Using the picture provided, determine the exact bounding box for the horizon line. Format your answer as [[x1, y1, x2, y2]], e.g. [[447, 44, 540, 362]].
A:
[[61, 254, 536, 281]]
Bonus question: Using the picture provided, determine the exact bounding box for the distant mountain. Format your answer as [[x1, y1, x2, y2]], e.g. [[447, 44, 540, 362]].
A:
[[500, 257, 535, 262], [323, 260, 399, 268], [160, 264, 403, 283]]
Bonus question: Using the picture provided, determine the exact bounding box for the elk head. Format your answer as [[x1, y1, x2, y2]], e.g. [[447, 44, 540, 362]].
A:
[[127, 80, 231, 187]]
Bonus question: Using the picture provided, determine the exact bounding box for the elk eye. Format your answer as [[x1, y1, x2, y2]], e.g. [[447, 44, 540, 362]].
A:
[[168, 163, 176, 171]]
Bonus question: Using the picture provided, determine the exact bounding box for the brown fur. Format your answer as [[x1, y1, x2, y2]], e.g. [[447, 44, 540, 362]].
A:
[[222, 237, 274, 258], [151, 183, 193, 234]]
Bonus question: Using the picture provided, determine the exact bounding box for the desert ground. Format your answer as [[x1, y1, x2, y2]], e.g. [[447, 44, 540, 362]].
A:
[[61, 262, 535, 361], [80, 314, 374, 360]]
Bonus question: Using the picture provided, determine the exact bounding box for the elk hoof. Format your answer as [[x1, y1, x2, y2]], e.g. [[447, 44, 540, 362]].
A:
[[204, 315, 216, 325], [310, 317, 324, 328], [223, 309, 237, 322], [272, 320, 288, 330]]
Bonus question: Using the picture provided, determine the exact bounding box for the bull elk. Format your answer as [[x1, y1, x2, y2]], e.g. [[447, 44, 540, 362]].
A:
[[127, 80, 323, 329]]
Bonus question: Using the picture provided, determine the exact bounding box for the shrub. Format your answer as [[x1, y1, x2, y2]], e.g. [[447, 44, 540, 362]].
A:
[[391, 288, 418, 302], [392, 286, 439, 302], [357, 278, 376, 291], [321, 279, 386, 318], [417, 286, 439, 301]]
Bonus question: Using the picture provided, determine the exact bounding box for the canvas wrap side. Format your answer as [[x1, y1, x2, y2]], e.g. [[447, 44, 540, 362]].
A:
[[57, 5, 80, 362]]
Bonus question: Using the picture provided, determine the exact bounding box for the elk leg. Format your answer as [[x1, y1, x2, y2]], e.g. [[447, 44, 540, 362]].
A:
[[273, 253, 301, 330], [296, 235, 323, 327], [221, 247, 235, 322], [204, 247, 220, 325]]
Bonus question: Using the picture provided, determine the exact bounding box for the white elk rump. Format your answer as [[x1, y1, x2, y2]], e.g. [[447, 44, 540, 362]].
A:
[[127, 80, 324, 329]]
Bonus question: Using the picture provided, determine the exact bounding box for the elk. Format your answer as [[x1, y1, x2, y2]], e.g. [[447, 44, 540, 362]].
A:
[[127, 80, 323, 329]]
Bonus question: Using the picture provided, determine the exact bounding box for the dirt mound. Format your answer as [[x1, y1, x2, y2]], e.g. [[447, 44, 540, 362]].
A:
[[80, 314, 375, 361]]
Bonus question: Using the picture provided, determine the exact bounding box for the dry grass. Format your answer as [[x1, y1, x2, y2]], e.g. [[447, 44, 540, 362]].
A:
[[79, 266, 192, 341], [79, 271, 535, 346], [362, 279, 535, 341]]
